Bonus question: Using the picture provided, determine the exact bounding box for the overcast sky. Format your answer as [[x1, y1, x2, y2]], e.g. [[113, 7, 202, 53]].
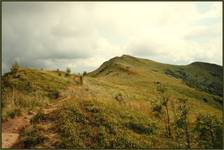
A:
[[2, 2, 222, 74]]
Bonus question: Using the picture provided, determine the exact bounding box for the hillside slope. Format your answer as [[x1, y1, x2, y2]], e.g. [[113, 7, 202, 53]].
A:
[[2, 55, 223, 149], [1, 68, 74, 120], [165, 62, 223, 97], [89, 55, 222, 108]]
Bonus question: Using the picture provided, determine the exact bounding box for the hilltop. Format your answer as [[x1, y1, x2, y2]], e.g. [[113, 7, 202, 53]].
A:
[[2, 55, 223, 148], [89, 55, 222, 106]]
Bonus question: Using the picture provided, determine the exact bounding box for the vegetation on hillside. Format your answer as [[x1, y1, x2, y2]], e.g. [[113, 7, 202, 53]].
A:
[[2, 55, 223, 148], [165, 62, 223, 97], [1, 64, 73, 121], [21, 86, 222, 148]]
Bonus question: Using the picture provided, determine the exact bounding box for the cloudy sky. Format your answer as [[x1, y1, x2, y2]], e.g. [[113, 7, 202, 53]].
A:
[[2, 2, 222, 74]]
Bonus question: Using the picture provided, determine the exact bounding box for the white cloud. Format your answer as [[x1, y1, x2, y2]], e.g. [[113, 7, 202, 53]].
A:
[[2, 2, 222, 74]]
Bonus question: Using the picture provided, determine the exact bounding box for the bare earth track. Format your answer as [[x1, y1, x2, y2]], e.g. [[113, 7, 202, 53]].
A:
[[1, 83, 88, 148], [2, 113, 34, 148]]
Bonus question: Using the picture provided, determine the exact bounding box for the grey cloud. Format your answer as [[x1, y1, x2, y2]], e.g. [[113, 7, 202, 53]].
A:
[[128, 39, 167, 59], [184, 28, 220, 43], [130, 47, 161, 58], [2, 2, 95, 74], [2, 2, 222, 74]]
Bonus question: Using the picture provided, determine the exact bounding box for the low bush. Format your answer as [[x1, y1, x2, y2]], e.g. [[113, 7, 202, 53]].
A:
[[85, 103, 101, 113], [110, 134, 140, 148], [126, 121, 157, 135], [65, 68, 71, 77], [55, 100, 157, 148], [31, 112, 47, 123], [8, 110, 16, 119], [23, 125, 47, 148], [10, 62, 19, 74], [83, 71, 87, 76], [4, 108, 22, 119], [49, 90, 60, 99], [114, 93, 123, 102], [193, 113, 223, 148]]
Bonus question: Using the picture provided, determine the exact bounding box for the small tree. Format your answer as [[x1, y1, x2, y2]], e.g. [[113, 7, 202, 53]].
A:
[[80, 75, 83, 85], [174, 98, 191, 148], [11, 62, 19, 74], [65, 67, 71, 76], [153, 84, 171, 137], [162, 96, 172, 137], [83, 71, 87, 76], [56, 68, 61, 76], [152, 102, 163, 118], [156, 83, 167, 94], [79, 71, 87, 85], [193, 113, 223, 148]]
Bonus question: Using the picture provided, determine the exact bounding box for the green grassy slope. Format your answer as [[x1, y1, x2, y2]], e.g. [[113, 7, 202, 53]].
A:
[[1, 67, 73, 120], [2, 55, 223, 148], [89, 55, 222, 109], [165, 62, 223, 97]]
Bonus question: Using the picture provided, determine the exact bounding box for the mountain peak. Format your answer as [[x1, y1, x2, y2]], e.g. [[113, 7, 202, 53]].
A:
[[120, 54, 133, 58]]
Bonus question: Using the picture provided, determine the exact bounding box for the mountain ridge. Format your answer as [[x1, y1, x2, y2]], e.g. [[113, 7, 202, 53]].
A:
[[2, 54, 223, 149], [89, 55, 222, 97]]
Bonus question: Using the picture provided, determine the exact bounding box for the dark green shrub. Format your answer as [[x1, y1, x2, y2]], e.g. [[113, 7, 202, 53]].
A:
[[80, 75, 83, 85], [57, 108, 86, 148], [65, 67, 71, 76], [202, 98, 208, 102], [31, 112, 46, 123], [23, 125, 47, 148], [24, 81, 32, 92], [83, 71, 87, 76], [193, 113, 223, 148], [173, 98, 191, 148], [110, 136, 139, 148], [152, 103, 163, 118], [56, 69, 61, 76], [213, 96, 222, 105], [49, 90, 60, 99], [126, 121, 157, 135], [156, 84, 167, 94], [85, 104, 100, 113], [165, 69, 176, 77], [114, 93, 123, 102], [96, 126, 110, 148], [154, 84, 172, 137], [10, 62, 19, 74], [6, 108, 21, 119], [8, 110, 16, 119], [72, 111, 87, 123], [105, 123, 117, 134], [60, 107, 87, 124]]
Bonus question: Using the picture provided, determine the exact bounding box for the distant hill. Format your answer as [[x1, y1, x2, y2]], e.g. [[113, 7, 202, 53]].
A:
[[89, 54, 222, 100], [165, 62, 223, 97]]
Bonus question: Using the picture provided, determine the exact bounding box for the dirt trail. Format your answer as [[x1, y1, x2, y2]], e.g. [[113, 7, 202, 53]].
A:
[[2, 103, 64, 148], [1, 81, 93, 148], [2, 113, 35, 148]]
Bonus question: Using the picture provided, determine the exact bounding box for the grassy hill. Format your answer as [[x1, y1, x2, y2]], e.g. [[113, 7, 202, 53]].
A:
[[89, 55, 222, 109], [165, 62, 223, 97], [2, 55, 223, 148], [1, 67, 73, 120]]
